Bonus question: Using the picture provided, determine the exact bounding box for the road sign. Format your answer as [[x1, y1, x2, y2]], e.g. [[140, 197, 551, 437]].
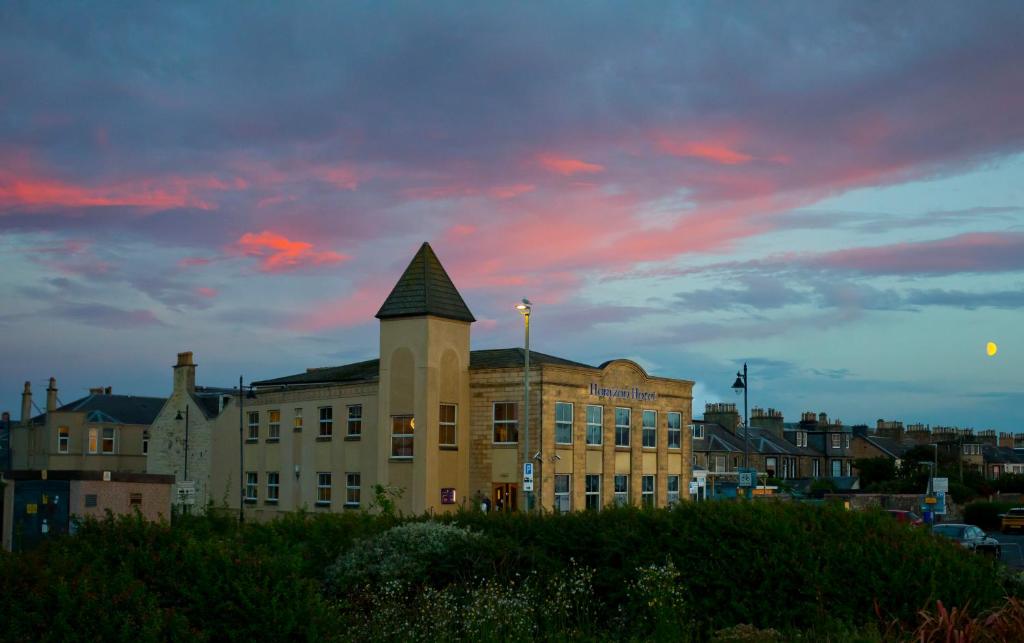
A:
[[177, 481, 196, 505], [523, 462, 534, 491], [933, 478, 949, 493], [738, 472, 754, 487]]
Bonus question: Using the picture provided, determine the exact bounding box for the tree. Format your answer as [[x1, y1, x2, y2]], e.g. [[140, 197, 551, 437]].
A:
[[853, 457, 896, 488]]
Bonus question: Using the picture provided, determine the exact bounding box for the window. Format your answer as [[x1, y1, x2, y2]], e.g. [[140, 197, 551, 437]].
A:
[[129, 493, 143, 507], [831, 433, 840, 449], [267, 472, 280, 502], [493, 402, 519, 443], [58, 426, 70, 453], [765, 457, 777, 477], [101, 427, 115, 454], [555, 402, 573, 444], [667, 475, 680, 505], [642, 410, 656, 448], [268, 409, 281, 440], [293, 408, 303, 431], [346, 473, 361, 507], [88, 428, 98, 454], [319, 406, 333, 438], [782, 458, 790, 479], [347, 405, 362, 437], [667, 413, 682, 448], [247, 411, 259, 441], [586, 405, 603, 445], [714, 455, 727, 472], [642, 475, 655, 508], [317, 472, 332, 505], [831, 459, 842, 477], [142, 430, 149, 456], [585, 474, 601, 510], [439, 403, 457, 447], [84, 494, 98, 508], [554, 474, 571, 512], [615, 408, 631, 447], [813, 459, 821, 477], [614, 474, 629, 505], [843, 434, 851, 449], [964, 444, 982, 455], [794, 431, 807, 448], [245, 472, 258, 501], [689, 422, 703, 441], [391, 416, 414, 458]]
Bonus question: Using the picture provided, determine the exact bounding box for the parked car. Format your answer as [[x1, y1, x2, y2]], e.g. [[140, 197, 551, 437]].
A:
[[1001, 508, 1024, 533], [932, 524, 1001, 557], [886, 509, 924, 526]]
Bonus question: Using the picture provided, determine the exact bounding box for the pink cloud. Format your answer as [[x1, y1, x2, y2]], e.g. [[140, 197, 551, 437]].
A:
[[813, 232, 1024, 275], [536, 153, 605, 176], [195, 287, 218, 298], [658, 139, 755, 165], [234, 230, 350, 273], [178, 256, 213, 268]]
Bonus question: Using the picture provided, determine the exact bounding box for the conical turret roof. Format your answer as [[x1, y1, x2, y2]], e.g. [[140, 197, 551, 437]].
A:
[[375, 242, 475, 322]]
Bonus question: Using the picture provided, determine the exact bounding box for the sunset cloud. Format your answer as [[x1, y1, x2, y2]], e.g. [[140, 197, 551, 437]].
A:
[[235, 231, 350, 273], [536, 154, 605, 176]]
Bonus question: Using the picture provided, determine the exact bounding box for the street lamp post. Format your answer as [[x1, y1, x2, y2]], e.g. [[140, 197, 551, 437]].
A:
[[732, 363, 750, 497], [516, 299, 533, 512]]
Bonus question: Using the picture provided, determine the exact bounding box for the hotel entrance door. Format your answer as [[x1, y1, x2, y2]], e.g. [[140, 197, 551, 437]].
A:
[[492, 483, 518, 512]]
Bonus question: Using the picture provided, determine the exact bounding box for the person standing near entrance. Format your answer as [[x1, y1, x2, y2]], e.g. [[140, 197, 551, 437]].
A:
[[481, 496, 491, 513]]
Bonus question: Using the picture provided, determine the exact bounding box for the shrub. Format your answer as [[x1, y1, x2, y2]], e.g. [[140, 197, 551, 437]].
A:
[[963, 500, 1019, 531]]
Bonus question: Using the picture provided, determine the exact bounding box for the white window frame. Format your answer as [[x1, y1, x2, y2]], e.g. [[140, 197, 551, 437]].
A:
[[58, 426, 70, 454], [667, 413, 682, 448], [831, 433, 840, 449], [813, 459, 821, 478], [439, 403, 457, 447], [245, 471, 258, 501], [614, 474, 629, 506], [688, 422, 702, 442], [642, 410, 656, 448], [391, 415, 414, 458], [714, 455, 727, 472], [347, 404, 362, 437], [143, 430, 149, 456], [87, 428, 98, 454], [586, 405, 603, 445], [267, 471, 280, 502], [492, 402, 519, 444], [615, 407, 631, 447], [247, 411, 259, 441], [554, 474, 571, 513], [293, 407, 303, 431], [101, 427, 115, 454], [667, 475, 680, 505], [346, 473, 361, 507], [316, 472, 332, 505], [319, 406, 333, 438], [765, 457, 778, 477], [585, 474, 601, 510], [641, 475, 655, 508], [831, 459, 842, 477], [555, 401, 573, 445], [268, 409, 281, 440], [844, 434, 850, 449]]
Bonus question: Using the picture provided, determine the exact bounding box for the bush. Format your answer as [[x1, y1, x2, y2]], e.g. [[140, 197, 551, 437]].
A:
[[963, 500, 1020, 531]]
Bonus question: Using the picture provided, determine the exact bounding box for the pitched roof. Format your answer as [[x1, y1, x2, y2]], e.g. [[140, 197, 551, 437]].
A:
[[469, 348, 595, 370], [860, 435, 914, 459], [375, 242, 475, 323], [252, 359, 381, 387], [33, 394, 167, 426]]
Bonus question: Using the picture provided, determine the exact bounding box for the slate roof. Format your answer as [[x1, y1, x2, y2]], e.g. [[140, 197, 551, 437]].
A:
[[252, 349, 599, 388], [983, 445, 1024, 464], [32, 394, 167, 426], [692, 420, 747, 453], [469, 348, 595, 370], [253, 359, 381, 387], [859, 434, 914, 459], [375, 242, 475, 323]]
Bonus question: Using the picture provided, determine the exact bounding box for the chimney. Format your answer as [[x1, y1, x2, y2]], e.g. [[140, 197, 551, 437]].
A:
[[46, 377, 58, 412], [104, 386, 112, 395], [20, 381, 32, 425], [89, 387, 104, 395], [750, 407, 785, 439], [174, 352, 197, 393], [1000, 432, 1015, 448], [703, 402, 740, 434]]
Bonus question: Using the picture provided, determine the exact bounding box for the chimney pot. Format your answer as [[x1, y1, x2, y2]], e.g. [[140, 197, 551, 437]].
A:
[[46, 377, 58, 412], [104, 386, 112, 395], [177, 352, 194, 367], [20, 381, 32, 425]]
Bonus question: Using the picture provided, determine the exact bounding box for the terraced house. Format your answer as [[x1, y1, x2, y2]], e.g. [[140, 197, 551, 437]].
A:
[[148, 242, 695, 517]]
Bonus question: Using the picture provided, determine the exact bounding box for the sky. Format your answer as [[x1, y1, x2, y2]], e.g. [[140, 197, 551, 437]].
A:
[[1, 2, 1022, 431]]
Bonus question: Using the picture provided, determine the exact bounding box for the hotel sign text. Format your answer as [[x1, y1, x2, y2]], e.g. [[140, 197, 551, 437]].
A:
[[589, 383, 657, 402]]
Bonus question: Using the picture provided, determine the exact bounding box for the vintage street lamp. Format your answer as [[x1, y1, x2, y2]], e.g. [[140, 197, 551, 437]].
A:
[[516, 298, 533, 512], [731, 363, 750, 492]]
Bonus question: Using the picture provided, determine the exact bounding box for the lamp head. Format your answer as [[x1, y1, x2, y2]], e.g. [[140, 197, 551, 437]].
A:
[[515, 298, 532, 315], [731, 374, 745, 393]]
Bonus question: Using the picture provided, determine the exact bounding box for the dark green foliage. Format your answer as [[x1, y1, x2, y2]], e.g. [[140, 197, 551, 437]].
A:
[[853, 457, 897, 488], [963, 500, 1020, 531], [0, 502, 1011, 641]]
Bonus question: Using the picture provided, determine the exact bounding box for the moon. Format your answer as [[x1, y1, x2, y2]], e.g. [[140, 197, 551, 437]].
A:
[[987, 342, 998, 357]]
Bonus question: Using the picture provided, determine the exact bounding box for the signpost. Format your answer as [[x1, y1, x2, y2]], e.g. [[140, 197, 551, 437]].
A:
[[177, 480, 196, 506], [933, 477, 949, 493], [738, 468, 755, 488], [523, 462, 534, 493]]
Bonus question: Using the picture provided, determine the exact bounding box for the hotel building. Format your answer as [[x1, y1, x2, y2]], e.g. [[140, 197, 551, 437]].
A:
[[147, 243, 694, 517]]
